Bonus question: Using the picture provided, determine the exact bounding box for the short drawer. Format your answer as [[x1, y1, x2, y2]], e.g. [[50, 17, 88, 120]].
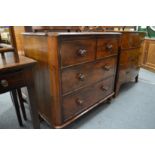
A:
[[61, 57, 117, 94], [96, 38, 119, 59], [62, 76, 115, 121], [60, 38, 96, 67], [120, 48, 140, 65], [0, 71, 25, 93], [121, 33, 143, 49]]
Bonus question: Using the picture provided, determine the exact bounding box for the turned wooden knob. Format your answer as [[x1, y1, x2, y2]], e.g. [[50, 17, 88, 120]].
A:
[[103, 65, 111, 71], [101, 86, 108, 91], [78, 49, 87, 56], [77, 73, 86, 81], [106, 44, 113, 51], [76, 98, 84, 106], [1, 79, 9, 87]]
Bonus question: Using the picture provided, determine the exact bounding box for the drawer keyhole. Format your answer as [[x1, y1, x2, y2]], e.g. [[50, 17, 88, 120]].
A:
[[1, 79, 9, 87]]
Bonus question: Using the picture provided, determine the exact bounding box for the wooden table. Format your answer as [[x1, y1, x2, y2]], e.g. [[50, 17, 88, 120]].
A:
[[0, 52, 40, 128]]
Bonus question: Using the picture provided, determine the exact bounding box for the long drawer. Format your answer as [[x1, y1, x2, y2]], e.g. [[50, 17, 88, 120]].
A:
[[61, 57, 117, 95], [62, 76, 115, 121]]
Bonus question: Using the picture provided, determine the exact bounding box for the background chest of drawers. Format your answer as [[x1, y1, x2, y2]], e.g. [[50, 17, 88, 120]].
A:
[[23, 32, 121, 128], [115, 32, 145, 96]]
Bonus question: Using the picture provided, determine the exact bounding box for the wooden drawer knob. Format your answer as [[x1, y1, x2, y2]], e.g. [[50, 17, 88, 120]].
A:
[[77, 49, 87, 56], [77, 73, 86, 81], [103, 65, 111, 71], [101, 86, 108, 91], [1, 79, 9, 87], [106, 44, 113, 51], [76, 98, 84, 106]]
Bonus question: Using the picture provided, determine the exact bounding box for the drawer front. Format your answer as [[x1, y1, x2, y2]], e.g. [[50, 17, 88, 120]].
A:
[[60, 38, 96, 67], [120, 48, 140, 65], [62, 76, 115, 121], [118, 64, 139, 83], [0, 71, 25, 93], [96, 38, 119, 59], [121, 33, 142, 49], [61, 57, 117, 94]]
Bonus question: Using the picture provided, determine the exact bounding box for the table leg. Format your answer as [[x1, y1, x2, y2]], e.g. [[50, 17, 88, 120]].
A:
[[1, 53, 7, 65], [17, 88, 27, 121], [10, 90, 23, 127]]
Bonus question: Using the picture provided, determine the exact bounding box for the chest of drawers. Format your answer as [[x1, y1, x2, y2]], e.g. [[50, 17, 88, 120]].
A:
[[23, 32, 121, 128], [115, 32, 145, 96]]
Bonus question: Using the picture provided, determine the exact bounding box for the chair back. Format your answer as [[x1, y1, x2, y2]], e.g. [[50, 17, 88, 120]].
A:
[[0, 26, 19, 62]]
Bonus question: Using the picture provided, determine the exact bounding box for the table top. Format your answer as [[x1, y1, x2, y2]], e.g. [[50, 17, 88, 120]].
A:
[[0, 52, 36, 73], [0, 43, 14, 53], [23, 31, 122, 36], [23, 31, 146, 37]]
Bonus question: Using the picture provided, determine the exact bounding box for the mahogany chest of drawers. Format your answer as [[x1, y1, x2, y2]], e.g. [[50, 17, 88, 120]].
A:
[[115, 32, 145, 96], [23, 32, 121, 128]]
